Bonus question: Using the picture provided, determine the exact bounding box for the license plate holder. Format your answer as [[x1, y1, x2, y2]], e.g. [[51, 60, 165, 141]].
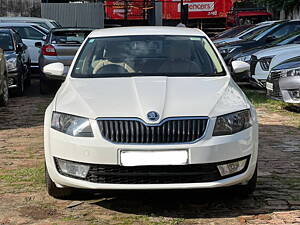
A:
[[266, 82, 273, 91], [120, 150, 189, 167]]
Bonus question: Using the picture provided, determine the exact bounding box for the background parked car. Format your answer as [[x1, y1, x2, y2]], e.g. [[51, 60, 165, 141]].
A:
[[0, 28, 31, 96], [0, 23, 48, 70], [36, 28, 93, 94], [266, 56, 300, 104], [213, 21, 275, 46], [218, 20, 300, 64], [0, 17, 61, 31], [211, 24, 254, 41], [0, 48, 8, 106], [250, 45, 300, 85], [231, 30, 300, 83]]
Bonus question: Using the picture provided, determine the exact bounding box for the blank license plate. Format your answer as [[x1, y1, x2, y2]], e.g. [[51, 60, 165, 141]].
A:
[[120, 150, 188, 167], [266, 82, 273, 91]]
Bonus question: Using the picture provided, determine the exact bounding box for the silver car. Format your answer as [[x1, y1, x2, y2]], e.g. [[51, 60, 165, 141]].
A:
[[36, 28, 93, 94], [0, 17, 61, 30]]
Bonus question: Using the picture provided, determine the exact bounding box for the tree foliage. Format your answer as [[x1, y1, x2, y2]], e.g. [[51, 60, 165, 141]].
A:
[[255, 0, 300, 11]]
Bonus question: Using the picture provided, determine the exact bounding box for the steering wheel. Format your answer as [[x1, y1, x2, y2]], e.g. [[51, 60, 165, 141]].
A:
[[95, 64, 129, 74]]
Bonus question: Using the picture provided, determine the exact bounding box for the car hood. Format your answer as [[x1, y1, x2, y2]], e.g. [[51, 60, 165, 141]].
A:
[[253, 44, 300, 59], [270, 47, 300, 70], [55, 76, 250, 122]]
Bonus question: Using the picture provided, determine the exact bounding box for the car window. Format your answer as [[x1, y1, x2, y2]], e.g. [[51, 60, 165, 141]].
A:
[[253, 23, 282, 41], [51, 31, 91, 44], [72, 35, 225, 78], [50, 21, 61, 28], [272, 24, 295, 39], [33, 22, 50, 30], [239, 24, 270, 39], [13, 27, 44, 40], [0, 33, 14, 51]]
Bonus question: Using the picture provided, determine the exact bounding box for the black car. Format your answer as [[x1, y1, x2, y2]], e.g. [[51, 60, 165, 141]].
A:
[[0, 48, 8, 106], [266, 56, 300, 104], [0, 28, 31, 96], [211, 24, 254, 40], [218, 20, 300, 64]]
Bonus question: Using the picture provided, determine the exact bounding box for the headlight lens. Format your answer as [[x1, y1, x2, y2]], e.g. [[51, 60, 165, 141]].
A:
[[259, 56, 274, 71], [280, 67, 300, 77], [218, 46, 239, 55], [6, 58, 17, 72], [213, 109, 253, 136], [51, 112, 94, 137]]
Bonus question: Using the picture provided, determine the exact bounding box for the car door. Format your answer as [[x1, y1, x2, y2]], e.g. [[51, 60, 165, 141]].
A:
[[12, 26, 46, 65]]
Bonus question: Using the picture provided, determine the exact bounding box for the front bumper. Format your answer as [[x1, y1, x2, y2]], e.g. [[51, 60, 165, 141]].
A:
[[44, 110, 259, 190]]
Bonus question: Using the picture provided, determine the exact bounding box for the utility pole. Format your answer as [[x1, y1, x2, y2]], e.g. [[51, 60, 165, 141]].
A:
[[180, 0, 184, 23]]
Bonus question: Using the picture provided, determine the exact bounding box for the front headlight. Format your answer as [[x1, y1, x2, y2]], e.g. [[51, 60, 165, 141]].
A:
[[213, 109, 253, 136], [280, 67, 300, 77], [259, 56, 274, 71], [6, 58, 17, 72], [235, 55, 251, 63], [51, 112, 94, 137], [218, 46, 239, 55]]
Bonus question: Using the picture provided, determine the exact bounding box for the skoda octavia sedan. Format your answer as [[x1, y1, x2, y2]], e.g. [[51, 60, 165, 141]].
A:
[[43, 27, 258, 199]]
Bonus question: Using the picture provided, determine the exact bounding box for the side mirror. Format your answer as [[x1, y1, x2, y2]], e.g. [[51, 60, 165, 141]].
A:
[[35, 42, 43, 48], [43, 63, 64, 77], [17, 43, 25, 52], [265, 35, 276, 43], [231, 61, 250, 74], [42, 35, 47, 41]]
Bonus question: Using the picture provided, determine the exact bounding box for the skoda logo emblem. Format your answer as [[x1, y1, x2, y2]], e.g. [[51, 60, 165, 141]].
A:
[[147, 111, 159, 121]]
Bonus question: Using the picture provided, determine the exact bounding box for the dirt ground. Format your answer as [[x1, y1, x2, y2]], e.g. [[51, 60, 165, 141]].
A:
[[0, 79, 299, 225]]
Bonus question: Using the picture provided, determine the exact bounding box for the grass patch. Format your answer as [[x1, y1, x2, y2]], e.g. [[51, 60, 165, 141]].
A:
[[0, 164, 45, 192], [243, 89, 288, 111]]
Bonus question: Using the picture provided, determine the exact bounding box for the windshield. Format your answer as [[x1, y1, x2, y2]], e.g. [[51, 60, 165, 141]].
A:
[[0, 33, 14, 51], [272, 31, 300, 46], [51, 30, 91, 44], [239, 24, 271, 40], [72, 35, 225, 78]]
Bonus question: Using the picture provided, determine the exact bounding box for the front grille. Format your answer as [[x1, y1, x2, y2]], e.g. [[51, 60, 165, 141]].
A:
[[97, 118, 208, 144]]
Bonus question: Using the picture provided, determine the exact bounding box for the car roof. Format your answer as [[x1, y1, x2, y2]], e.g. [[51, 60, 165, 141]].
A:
[[0, 17, 55, 22], [0, 22, 41, 27], [89, 26, 206, 38], [51, 28, 94, 32]]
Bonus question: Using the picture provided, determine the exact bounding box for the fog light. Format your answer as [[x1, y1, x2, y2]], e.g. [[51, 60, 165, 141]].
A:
[[56, 158, 90, 178], [289, 90, 300, 99], [217, 158, 247, 176]]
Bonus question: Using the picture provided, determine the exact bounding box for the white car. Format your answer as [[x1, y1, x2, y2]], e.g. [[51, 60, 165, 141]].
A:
[[214, 21, 276, 46], [251, 44, 300, 82], [43, 26, 258, 199], [0, 23, 48, 69], [0, 17, 61, 30]]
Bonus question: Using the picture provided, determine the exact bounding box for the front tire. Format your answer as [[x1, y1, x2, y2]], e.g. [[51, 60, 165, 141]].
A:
[[45, 165, 75, 199], [0, 76, 8, 106]]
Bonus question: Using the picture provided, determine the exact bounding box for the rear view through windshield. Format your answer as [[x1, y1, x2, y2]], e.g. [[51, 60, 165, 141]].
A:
[[51, 31, 91, 45], [72, 35, 225, 77]]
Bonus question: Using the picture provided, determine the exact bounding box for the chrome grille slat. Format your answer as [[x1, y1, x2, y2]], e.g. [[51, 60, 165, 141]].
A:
[[98, 118, 208, 144]]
